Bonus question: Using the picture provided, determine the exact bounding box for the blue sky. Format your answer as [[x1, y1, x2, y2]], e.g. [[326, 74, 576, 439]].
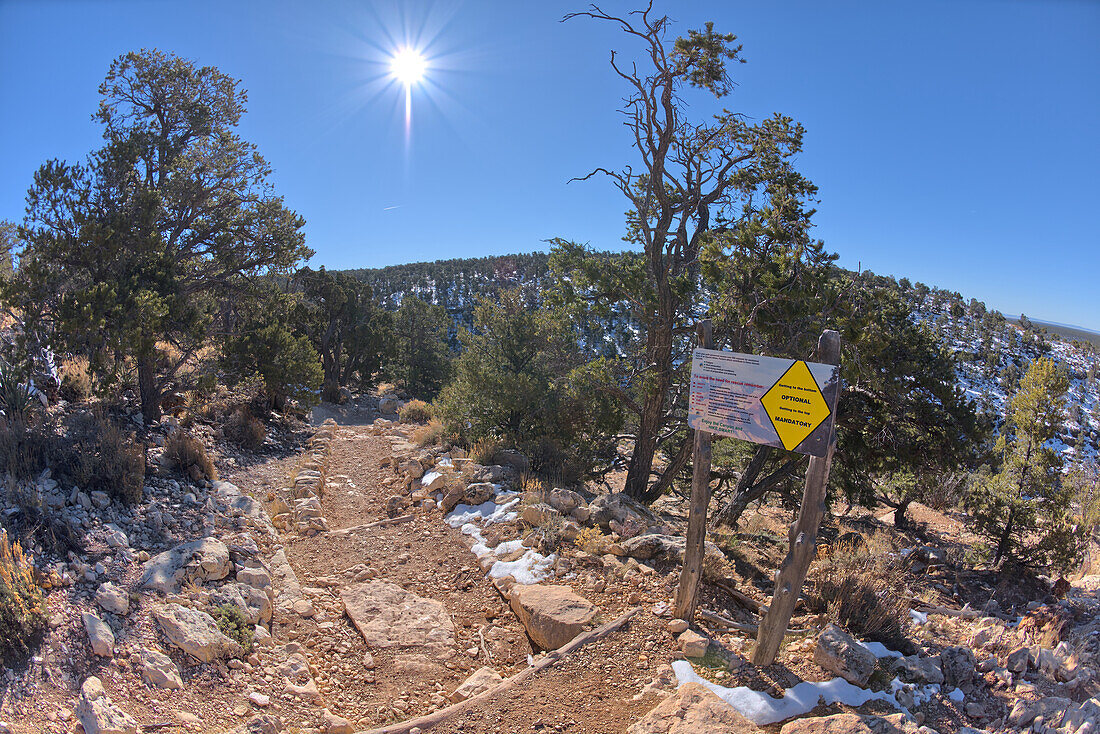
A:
[[2, 0, 1098, 329]]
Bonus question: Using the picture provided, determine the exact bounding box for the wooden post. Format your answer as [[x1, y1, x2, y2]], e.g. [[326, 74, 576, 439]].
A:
[[672, 320, 714, 622], [752, 329, 841, 666]]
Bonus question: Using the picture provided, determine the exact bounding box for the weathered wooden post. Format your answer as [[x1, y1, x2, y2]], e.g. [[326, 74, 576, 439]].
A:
[[752, 329, 841, 665], [672, 321, 714, 622]]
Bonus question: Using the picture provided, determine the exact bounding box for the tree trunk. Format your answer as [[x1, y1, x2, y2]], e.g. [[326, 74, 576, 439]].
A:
[[894, 497, 913, 530], [624, 310, 674, 502], [137, 353, 160, 425], [994, 507, 1015, 564]]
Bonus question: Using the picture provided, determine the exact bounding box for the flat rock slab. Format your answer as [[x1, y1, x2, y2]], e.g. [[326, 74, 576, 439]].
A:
[[779, 713, 922, 734], [153, 603, 242, 662], [629, 682, 757, 733], [509, 583, 597, 650], [341, 580, 454, 652], [139, 538, 230, 594]]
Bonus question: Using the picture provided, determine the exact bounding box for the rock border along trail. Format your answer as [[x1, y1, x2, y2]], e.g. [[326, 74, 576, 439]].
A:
[[237, 398, 671, 733]]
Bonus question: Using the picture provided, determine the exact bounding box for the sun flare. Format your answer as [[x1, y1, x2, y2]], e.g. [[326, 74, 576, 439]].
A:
[[391, 48, 426, 86]]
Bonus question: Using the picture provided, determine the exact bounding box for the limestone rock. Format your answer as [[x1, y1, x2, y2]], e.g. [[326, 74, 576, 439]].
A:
[[212, 583, 272, 625], [75, 677, 138, 734], [95, 582, 129, 616], [678, 629, 709, 658], [813, 624, 876, 687], [940, 645, 976, 688], [1007, 696, 1072, 729], [629, 682, 757, 733], [779, 713, 922, 734], [1005, 645, 1029, 673], [322, 709, 353, 734], [139, 537, 231, 594], [83, 612, 115, 657], [138, 648, 183, 690], [548, 488, 585, 514], [153, 603, 243, 662], [449, 666, 503, 702], [341, 581, 454, 652], [509, 584, 596, 650], [521, 503, 560, 527], [619, 534, 728, 578], [892, 655, 944, 685]]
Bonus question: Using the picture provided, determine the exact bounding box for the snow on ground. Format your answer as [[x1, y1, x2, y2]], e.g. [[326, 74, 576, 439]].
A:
[[445, 491, 556, 585]]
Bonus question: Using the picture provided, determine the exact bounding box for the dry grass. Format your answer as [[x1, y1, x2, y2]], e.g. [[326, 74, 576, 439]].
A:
[[575, 525, 609, 555], [411, 419, 445, 448], [806, 531, 910, 648], [164, 431, 218, 482], [470, 436, 502, 465], [59, 356, 94, 402], [398, 399, 433, 424], [224, 405, 267, 450]]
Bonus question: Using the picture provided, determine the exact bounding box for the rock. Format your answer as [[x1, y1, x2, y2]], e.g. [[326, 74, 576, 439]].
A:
[[678, 629, 709, 658], [449, 666, 503, 702], [1018, 605, 1073, 647], [668, 619, 689, 635], [292, 598, 316, 618], [400, 459, 424, 480], [153, 603, 243, 662], [75, 677, 138, 734], [211, 583, 273, 625], [1007, 696, 1072, 729], [496, 449, 530, 473], [83, 612, 115, 657], [236, 566, 274, 596], [779, 713, 922, 734], [139, 537, 231, 594], [629, 681, 758, 733], [521, 503, 560, 527], [509, 584, 597, 650], [618, 534, 727, 578], [1062, 697, 1100, 732], [940, 646, 976, 688], [464, 482, 496, 506], [1005, 645, 1029, 673], [548, 488, 585, 514], [813, 623, 876, 687], [421, 471, 446, 493], [321, 709, 353, 734], [248, 692, 270, 707], [244, 713, 284, 734], [440, 481, 466, 513], [378, 395, 401, 414], [137, 649, 183, 690], [341, 581, 454, 652], [892, 655, 944, 685], [589, 493, 654, 530], [284, 678, 322, 702], [95, 582, 129, 616]]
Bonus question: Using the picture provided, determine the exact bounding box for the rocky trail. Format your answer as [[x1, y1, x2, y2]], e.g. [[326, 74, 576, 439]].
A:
[[8, 393, 1100, 734]]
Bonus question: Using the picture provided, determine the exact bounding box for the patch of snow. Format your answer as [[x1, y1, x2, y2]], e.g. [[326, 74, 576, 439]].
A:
[[672, 660, 898, 725], [909, 609, 929, 625], [421, 470, 443, 486], [489, 550, 556, 585], [859, 640, 904, 659], [444, 497, 520, 528]]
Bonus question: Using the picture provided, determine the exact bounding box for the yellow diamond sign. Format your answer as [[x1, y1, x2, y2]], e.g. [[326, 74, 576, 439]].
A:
[[760, 360, 832, 452]]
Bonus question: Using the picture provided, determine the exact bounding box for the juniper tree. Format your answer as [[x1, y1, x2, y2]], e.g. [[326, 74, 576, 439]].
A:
[[6, 50, 309, 422]]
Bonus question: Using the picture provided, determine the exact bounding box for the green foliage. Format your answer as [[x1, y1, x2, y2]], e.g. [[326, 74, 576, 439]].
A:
[[224, 320, 322, 410], [969, 357, 1083, 570], [5, 49, 310, 423], [435, 289, 622, 481], [384, 296, 451, 399], [0, 220, 18, 279], [0, 530, 47, 664], [210, 604, 253, 655], [294, 266, 390, 401]]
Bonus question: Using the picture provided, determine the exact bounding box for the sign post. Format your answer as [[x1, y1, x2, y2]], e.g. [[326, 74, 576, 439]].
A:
[[678, 329, 841, 662]]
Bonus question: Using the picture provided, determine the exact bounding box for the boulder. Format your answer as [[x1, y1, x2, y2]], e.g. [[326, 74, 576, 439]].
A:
[[341, 581, 454, 652], [471, 464, 507, 484], [779, 713, 922, 734], [75, 677, 138, 734], [589, 493, 654, 530], [400, 459, 424, 480], [83, 612, 115, 657], [421, 471, 446, 493], [210, 582, 273, 625], [521, 503, 560, 527], [940, 645, 976, 688], [629, 682, 757, 733], [1062, 697, 1100, 732], [1004, 645, 1029, 673], [892, 655, 944, 685], [464, 482, 497, 505], [321, 709, 353, 734], [813, 624, 876, 687], [449, 666, 504, 702], [139, 537, 231, 594], [378, 395, 401, 414], [678, 629, 709, 658], [548, 488, 586, 514], [153, 603, 243, 662], [496, 449, 530, 473], [95, 582, 129, 616], [1007, 696, 1072, 729], [137, 648, 183, 690], [509, 584, 596, 650], [619, 534, 728, 578], [236, 566, 274, 597]]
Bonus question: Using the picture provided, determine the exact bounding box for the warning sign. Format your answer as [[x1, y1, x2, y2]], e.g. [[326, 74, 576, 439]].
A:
[[688, 348, 839, 457]]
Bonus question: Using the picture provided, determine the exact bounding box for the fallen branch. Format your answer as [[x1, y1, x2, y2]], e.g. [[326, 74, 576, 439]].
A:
[[478, 624, 492, 662], [329, 515, 414, 536], [356, 607, 641, 734], [909, 599, 981, 619], [712, 579, 763, 614], [700, 608, 808, 635]]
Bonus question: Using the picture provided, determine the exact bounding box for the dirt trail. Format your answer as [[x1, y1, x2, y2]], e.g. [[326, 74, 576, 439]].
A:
[[227, 407, 667, 733]]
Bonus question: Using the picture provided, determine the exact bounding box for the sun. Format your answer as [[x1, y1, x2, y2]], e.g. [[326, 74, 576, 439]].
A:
[[391, 47, 427, 86]]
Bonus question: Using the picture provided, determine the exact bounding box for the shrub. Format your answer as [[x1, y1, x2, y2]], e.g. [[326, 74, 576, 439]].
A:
[[224, 322, 323, 410], [75, 419, 147, 504], [0, 529, 47, 663], [807, 537, 910, 649], [411, 419, 444, 448], [165, 431, 218, 482], [59, 356, 94, 402], [575, 526, 608, 555], [398, 399, 433, 424], [0, 371, 37, 426], [210, 604, 252, 656], [224, 406, 267, 450], [470, 436, 502, 466]]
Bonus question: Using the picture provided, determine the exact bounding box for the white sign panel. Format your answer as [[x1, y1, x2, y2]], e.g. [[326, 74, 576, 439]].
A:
[[687, 348, 840, 457]]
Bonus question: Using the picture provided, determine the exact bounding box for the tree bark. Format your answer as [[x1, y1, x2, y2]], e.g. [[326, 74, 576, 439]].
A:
[[624, 306, 675, 501], [894, 497, 913, 530], [137, 352, 160, 425]]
